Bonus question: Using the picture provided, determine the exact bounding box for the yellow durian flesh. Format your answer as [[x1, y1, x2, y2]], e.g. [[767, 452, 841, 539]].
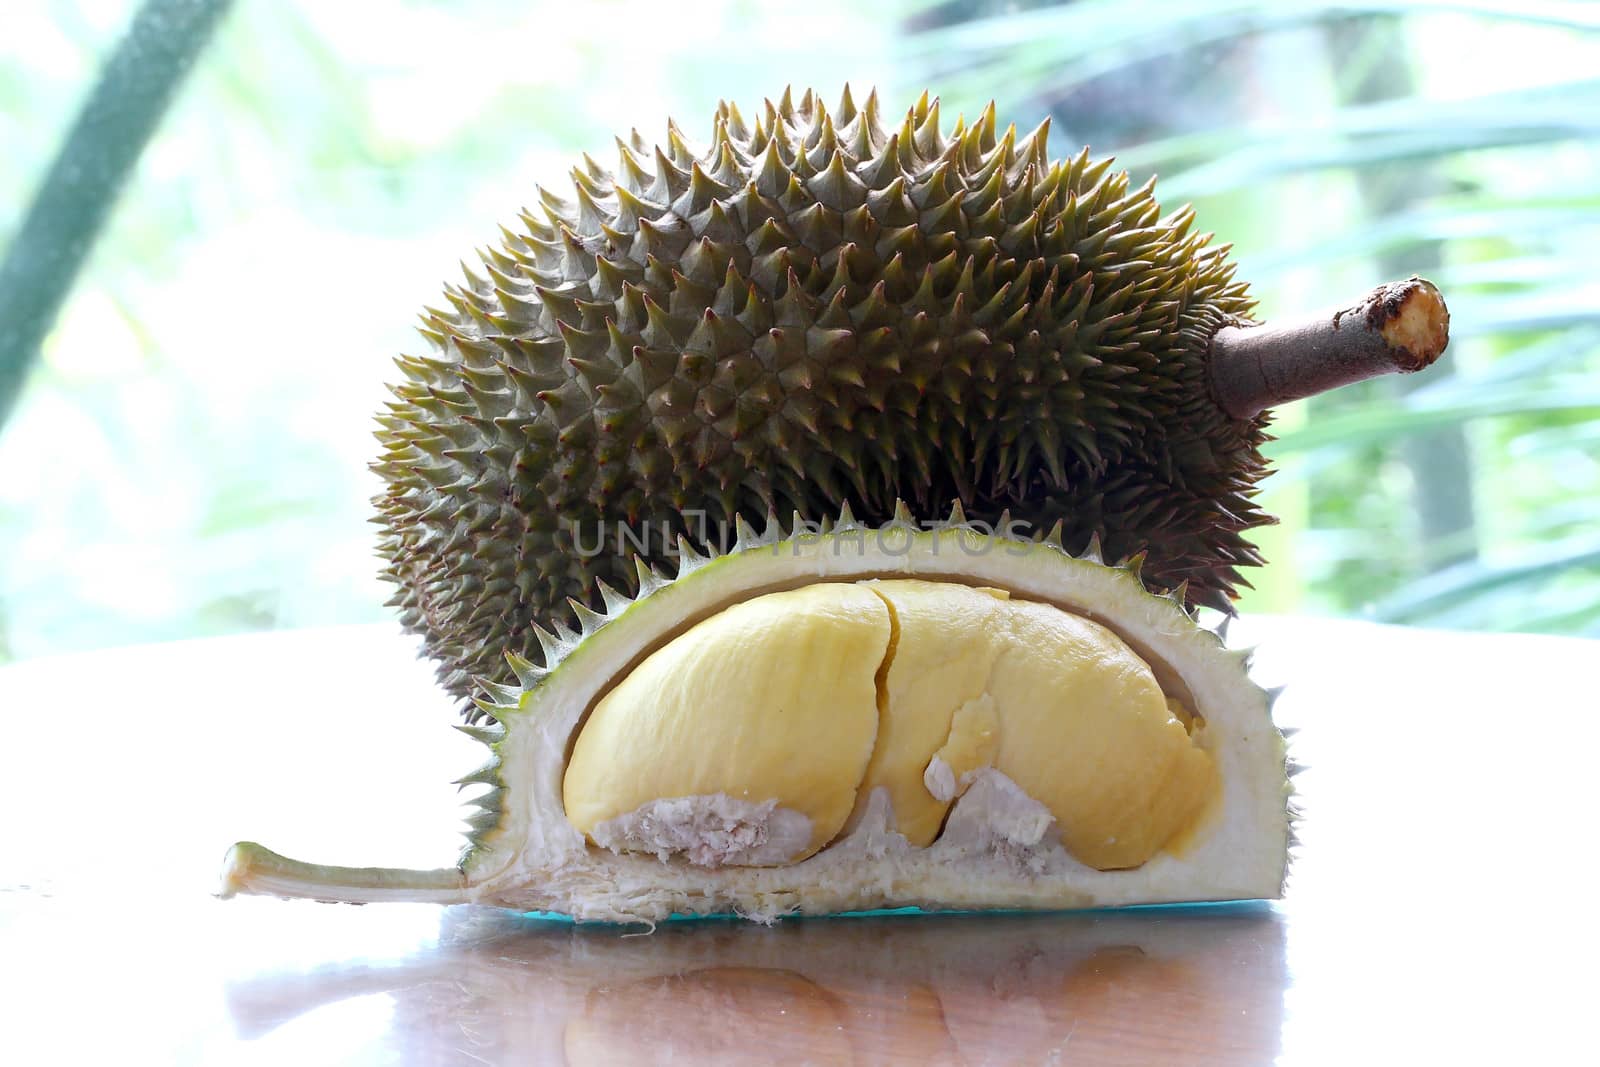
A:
[[845, 580, 1012, 846], [985, 598, 1217, 870], [561, 583, 890, 863], [561, 578, 1216, 873]]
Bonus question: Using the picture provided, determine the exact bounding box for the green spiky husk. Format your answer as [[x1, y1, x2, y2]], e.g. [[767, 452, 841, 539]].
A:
[[374, 88, 1270, 716]]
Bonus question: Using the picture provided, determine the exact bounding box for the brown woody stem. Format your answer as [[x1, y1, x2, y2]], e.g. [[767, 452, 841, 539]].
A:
[[1209, 276, 1451, 419]]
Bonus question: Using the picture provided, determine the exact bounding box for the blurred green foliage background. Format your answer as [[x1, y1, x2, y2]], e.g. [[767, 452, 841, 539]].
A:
[[2, 0, 1597, 663]]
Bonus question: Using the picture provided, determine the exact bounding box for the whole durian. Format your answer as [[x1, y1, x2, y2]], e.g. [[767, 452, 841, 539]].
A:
[[224, 88, 1450, 919], [375, 87, 1445, 714]]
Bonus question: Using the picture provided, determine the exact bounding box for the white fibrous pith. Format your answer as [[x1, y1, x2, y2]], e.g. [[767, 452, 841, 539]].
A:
[[589, 795, 813, 868]]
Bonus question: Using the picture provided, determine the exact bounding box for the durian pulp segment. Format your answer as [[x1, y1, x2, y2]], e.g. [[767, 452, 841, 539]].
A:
[[560, 579, 1215, 872], [986, 598, 1216, 870], [561, 584, 890, 862], [847, 581, 1014, 846]]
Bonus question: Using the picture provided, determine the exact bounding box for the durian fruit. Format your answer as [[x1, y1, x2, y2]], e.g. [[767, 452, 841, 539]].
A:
[[372, 87, 1449, 714], [225, 89, 1449, 920], [222, 511, 1292, 922]]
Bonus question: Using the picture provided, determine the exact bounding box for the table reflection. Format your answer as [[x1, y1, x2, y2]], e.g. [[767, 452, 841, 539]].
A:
[[229, 904, 1285, 1065]]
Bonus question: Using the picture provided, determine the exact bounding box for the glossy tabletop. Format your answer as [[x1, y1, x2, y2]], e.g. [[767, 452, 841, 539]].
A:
[[2, 616, 1596, 1064]]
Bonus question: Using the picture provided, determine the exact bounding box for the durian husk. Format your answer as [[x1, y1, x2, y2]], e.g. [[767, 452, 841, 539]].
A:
[[372, 87, 1270, 714]]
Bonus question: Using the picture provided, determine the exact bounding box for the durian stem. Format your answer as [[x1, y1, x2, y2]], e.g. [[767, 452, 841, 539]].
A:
[[219, 842, 470, 904], [1208, 276, 1450, 419]]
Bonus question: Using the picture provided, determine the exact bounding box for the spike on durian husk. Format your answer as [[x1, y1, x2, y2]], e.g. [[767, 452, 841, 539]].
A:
[[370, 88, 1330, 716]]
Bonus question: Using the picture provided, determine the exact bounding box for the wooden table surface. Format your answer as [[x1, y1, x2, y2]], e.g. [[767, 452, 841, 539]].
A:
[[2, 616, 1596, 1065]]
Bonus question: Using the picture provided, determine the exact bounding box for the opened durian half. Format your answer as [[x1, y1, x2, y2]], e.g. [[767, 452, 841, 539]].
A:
[[221, 87, 1447, 922], [223, 509, 1289, 922]]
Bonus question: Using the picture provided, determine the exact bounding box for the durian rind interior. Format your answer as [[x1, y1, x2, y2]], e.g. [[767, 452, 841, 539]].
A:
[[461, 523, 1288, 922], [562, 579, 1217, 873]]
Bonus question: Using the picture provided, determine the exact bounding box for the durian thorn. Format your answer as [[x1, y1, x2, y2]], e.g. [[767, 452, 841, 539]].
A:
[[464, 810, 502, 834], [454, 723, 505, 745], [219, 843, 469, 905], [595, 579, 631, 616], [732, 513, 761, 550], [552, 615, 581, 644], [632, 556, 665, 597], [674, 534, 710, 572], [1016, 115, 1051, 167], [567, 597, 608, 634], [1210, 276, 1450, 419], [760, 508, 785, 543], [975, 100, 998, 152], [723, 99, 751, 141], [860, 86, 882, 133], [995, 507, 1016, 540], [1214, 614, 1233, 643], [458, 259, 487, 292], [470, 695, 507, 720], [529, 622, 564, 668], [789, 509, 820, 541], [470, 674, 521, 706], [503, 650, 546, 689], [454, 763, 501, 788]]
